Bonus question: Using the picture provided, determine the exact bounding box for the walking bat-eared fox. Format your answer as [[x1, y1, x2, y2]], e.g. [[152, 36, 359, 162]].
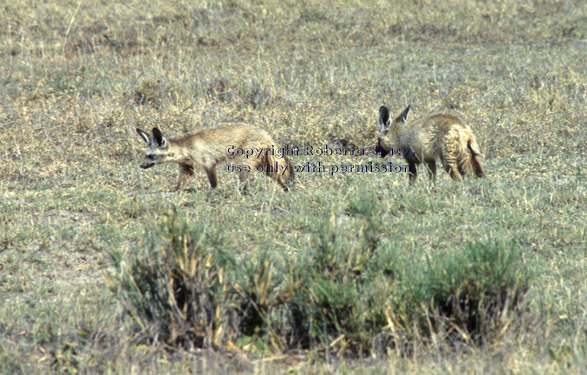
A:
[[376, 106, 485, 183], [136, 124, 294, 192]]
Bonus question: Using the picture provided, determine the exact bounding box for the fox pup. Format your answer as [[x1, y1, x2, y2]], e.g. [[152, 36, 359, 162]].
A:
[[136, 124, 294, 192], [376, 105, 485, 183]]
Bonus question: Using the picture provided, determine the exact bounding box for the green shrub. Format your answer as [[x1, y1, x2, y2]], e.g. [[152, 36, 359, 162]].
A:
[[111, 209, 238, 349], [286, 214, 395, 355], [112, 208, 530, 356], [391, 240, 531, 349]]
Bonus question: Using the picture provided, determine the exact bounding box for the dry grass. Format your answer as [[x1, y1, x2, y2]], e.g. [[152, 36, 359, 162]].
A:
[[1, 0, 586, 373]]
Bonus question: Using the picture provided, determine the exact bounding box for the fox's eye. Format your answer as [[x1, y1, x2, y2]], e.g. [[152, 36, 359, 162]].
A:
[[147, 155, 156, 160]]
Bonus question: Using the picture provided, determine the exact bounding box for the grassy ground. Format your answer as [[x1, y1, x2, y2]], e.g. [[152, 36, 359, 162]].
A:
[[1, 0, 585, 373]]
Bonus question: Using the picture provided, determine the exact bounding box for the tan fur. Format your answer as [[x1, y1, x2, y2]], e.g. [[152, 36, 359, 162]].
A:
[[377, 106, 485, 183], [136, 123, 294, 192]]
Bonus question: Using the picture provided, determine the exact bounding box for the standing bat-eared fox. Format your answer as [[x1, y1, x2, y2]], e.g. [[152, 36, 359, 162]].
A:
[[376, 105, 485, 183], [136, 124, 294, 192]]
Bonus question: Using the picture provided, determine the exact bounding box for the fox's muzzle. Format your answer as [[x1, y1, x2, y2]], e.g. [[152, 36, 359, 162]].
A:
[[375, 139, 390, 158], [140, 154, 162, 169], [140, 162, 155, 169]]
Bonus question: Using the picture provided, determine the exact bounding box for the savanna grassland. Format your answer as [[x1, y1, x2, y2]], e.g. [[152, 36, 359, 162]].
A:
[[1, 0, 585, 374]]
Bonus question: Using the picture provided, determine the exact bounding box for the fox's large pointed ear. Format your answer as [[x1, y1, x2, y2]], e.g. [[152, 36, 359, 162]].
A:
[[377, 106, 391, 133], [152, 127, 167, 148], [396, 105, 410, 123], [136, 128, 150, 144]]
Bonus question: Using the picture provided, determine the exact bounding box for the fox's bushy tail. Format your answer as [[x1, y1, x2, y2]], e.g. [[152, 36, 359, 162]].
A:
[[467, 138, 485, 178]]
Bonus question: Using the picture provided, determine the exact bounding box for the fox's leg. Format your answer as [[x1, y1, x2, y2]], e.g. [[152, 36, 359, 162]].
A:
[[448, 166, 462, 181], [175, 163, 194, 191], [266, 158, 290, 192], [277, 177, 289, 192], [457, 158, 467, 177], [205, 167, 218, 188], [270, 173, 289, 192], [443, 133, 463, 181], [407, 161, 418, 184], [442, 158, 462, 181], [238, 171, 251, 193], [424, 159, 436, 182], [404, 153, 419, 184]]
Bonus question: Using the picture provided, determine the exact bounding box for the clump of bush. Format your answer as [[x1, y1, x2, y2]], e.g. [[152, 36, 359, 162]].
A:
[[418, 241, 529, 345], [112, 207, 530, 356], [202, 76, 277, 109], [110, 213, 230, 347], [132, 80, 162, 107]]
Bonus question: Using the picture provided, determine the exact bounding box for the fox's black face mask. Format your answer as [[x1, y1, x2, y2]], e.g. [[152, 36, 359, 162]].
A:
[[140, 153, 163, 169], [375, 140, 390, 158]]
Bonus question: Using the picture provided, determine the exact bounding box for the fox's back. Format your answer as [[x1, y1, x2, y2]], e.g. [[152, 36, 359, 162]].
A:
[[397, 114, 470, 158], [181, 123, 274, 149], [170, 124, 277, 167]]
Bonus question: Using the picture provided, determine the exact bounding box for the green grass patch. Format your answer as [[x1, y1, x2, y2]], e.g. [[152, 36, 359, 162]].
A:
[[113, 207, 531, 357]]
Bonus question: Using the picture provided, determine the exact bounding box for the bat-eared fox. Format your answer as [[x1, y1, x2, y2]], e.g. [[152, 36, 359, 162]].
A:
[[376, 105, 485, 183], [136, 124, 294, 192]]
